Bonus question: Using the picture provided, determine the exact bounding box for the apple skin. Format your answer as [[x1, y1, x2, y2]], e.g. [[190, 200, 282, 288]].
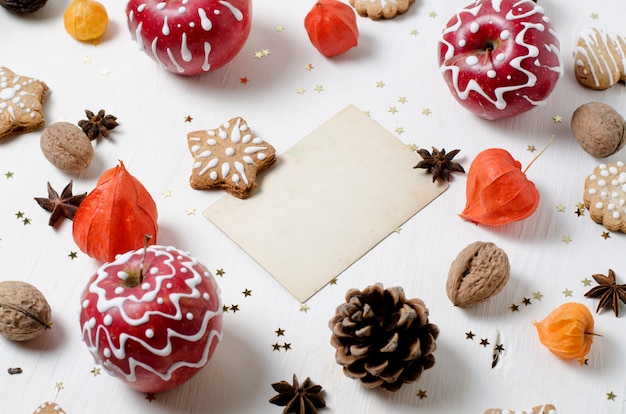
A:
[[79, 245, 223, 393], [438, 0, 563, 120], [126, 0, 252, 75]]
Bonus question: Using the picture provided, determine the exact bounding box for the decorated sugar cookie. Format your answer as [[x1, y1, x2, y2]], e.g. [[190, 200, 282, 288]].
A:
[[0, 67, 48, 140]]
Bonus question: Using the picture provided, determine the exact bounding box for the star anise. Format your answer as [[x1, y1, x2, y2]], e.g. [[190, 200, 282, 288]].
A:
[[34, 181, 87, 226], [269, 374, 326, 414], [413, 147, 465, 182], [584, 269, 626, 317], [78, 109, 118, 140]]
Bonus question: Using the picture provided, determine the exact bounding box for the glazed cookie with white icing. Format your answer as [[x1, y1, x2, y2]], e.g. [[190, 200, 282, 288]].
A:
[[349, 0, 415, 20], [484, 404, 557, 414], [0, 66, 49, 140], [574, 28, 626, 90], [584, 162, 626, 232], [187, 117, 276, 199]]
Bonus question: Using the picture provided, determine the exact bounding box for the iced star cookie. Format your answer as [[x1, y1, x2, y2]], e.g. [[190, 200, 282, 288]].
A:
[[584, 162, 626, 232], [349, 0, 414, 20], [32, 401, 67, 414], [0, 67, 49, 139], [574, 28, 626, 90], [484, 405, 556, 414], [187, 117, 276, 199]]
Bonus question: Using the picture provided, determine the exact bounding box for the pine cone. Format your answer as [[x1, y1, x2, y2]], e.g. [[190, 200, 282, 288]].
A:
[[329, 283, 439, 391]]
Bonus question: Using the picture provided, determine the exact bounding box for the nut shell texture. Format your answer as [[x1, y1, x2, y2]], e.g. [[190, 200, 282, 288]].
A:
[[0, 281, 52, 341], [446, 241, 510, 308], [571, 102, 626, 158], [40, 122, 94, 174]]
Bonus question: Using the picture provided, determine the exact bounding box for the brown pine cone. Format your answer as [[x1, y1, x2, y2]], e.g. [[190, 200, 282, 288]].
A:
[[329, 283, 439, 391]]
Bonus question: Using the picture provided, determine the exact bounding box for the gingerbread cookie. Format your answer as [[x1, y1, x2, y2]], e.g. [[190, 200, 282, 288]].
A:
[[349, 0, 414, 20], [584, 161, 626, 232], [484, 405, 557, 414], [187, 117, 276, 199], [574, 28, 626, 90], [0, 67, 49, 140], [32, 401, 67, 414]]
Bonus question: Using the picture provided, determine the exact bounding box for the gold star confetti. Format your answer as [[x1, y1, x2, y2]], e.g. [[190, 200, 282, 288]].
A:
[[240, 76, 249, 84], [272, 342, 282, 351], [275, 328, 285, 336], [578, 357, 589, 366], [329, 278, 338, 285], [607, 391, 616, 401], [576, 202, 586, 210], [465, 331, 475, 340], [527, 145, 537, 152], [186, 208, 196, 215], [54, 382, 65, 391], [296, 87, 306, 95], [254, 51, 264, 59], [575, 208, 585, 217], [407, 143, 419, 151], [562, 288, 573, 297], [375, 81, 385, 88], [242, 289, 252, 297], [305, 63, 314, 71], [394, 127, 405, 135], [282, 342, 292, 351], [222, 305, 230, 313], [230, 304, 240, 313], [398, 96, 407, 104], [601, 231, 611, 240], [68, 251, 78, 260], [261, 49, 270, 57], [83, 56, 92, 64], [556, 204, 566, 212], [146, 393, 156, 402], [590, 13, 599, 20], [162, 190, 172, 198], [388, 106, 398, 114], [299, 304, 310, 313], [510, 303, 519, 312], [533, 291, 544, 300], [15, 211, 24, 219], [416, 389, 428, 399], [275, 25, 285, 32], [522, 297, 532, 305], [561, 235, 572, 244], [5, 171, 14, 178], [428, 11, 437, 18], [582, 278, 592, 286], [393, 226, 402, 234], [421, 108, 432, 116], [216, 268, 226, 277], [552, 115, 563, 123], [100, 68, 111, 76], [479, 338, 489, 347], [22, 217, 31, 225], [184, 115, 193, 122], [314, 85, 324, 92], [91, 367, 101, 376], [410, 29, 420, 36]]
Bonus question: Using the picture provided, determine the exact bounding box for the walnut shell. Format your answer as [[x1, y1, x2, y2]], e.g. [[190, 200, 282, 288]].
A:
[[40, 122, 94, 174], [0, 281, 52, 341], [446, 241, 510, 308], [571, 102, 626, 158]]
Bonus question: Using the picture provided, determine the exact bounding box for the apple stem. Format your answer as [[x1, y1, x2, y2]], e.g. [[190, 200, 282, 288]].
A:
[[139, 234, 152, 284], [523, 134, 555, 175]]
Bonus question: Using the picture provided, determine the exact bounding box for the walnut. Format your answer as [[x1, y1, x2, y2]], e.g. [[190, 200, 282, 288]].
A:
[[0, 281, 52, 341], [40, 122, 94, 174], [446, 241, 510, 308], [571, 102, 626, 158]]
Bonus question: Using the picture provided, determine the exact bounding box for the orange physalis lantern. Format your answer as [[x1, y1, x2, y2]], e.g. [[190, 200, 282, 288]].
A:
[[460, 148, 540, 226], [72, 161, 158, 262], [534, 302, 595, 360], [304, 0, 359, 57]]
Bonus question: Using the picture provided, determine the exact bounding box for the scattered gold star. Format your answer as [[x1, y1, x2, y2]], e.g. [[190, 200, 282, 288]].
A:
[[495, 344, 505, 352], [428, 11, 437, 18], [375, 81, 385, 88], [314, 85, 324, 93], [282, 342, 292, 351], [590, 13, 599, 20], [561, 235, 572, 244], [576, 202, 586, 210], [601, 231, 611, 240], [533, 291, 544, 300], [299, 304, 310, 313], [421, 108, 432, 116], [305, 63, 314, 71], [275, 25, 285, 32], [416, 389, 428, 399], [68, 251, 78, 260], [527, 145, 537, 152], [578, 357, 589, 366], [240, 77, 249, 84], [465, 331, 475, 340], [83, 56, 92, 64], [582, 278, 592, 286], [555, 204, 566, 212], [216, 268, 226, 277], [607, 391, 616, 401], [562, 288, 573, 297], [398, 96, 407, 104], [510, 303, 519, 312], [393, 226, 402, 234], [575, 208, 585, 217], [54, 382, 64, 391], [145, 393, 156, 402], [388, 106, 398, 114], [5, 171, 14, 178], [479, 338, 490, 347], [254, 51, 264, 59], [91, 367, 101, 376], [230, 304, 240, 313], [15, 211, 24, 219], [552, 114, 563, 123], [184, 115, 193, 122], [394, 126, 405, 135], [222, 305, 230, 313], [100, 68, 111, 76], [261, 49, 270, 57], [522, 297, 532, 305], [407, 143, 419, 151], [363, 110, 371, 117], [162, 190, 172, 198], [242, 289, 252, 297], [274, 328, 285, 336], [186, 208, 196, 215], [22, 217, 31, 225], [272, 342, 282, 351], [296, 87, 306, 95], [410, 29, 420, 36], [329, 278, 338, 285]]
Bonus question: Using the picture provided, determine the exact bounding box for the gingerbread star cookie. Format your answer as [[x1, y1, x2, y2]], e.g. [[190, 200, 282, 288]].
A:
[[484, 405, 557, 414], [584, 161, 626, 232], [349, 0, 415, 20], [32, 401, 67, 414], [0, 66, 49, 140], [187, 117, 276, 199]]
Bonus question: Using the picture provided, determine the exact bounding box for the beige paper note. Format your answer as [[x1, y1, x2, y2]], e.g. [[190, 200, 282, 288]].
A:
[[204, 105, 448, 302]]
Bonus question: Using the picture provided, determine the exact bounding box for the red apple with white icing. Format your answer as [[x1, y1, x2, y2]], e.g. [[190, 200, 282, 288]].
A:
[[438, 0, 562, 120], [126, 0, 252, 75], [79, 245, 223, 393]]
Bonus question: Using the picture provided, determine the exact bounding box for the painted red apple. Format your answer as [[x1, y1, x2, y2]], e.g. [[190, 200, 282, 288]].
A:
[[126, 0, 252, 75], [79, 245, 223, 393], [438, 0, 563, 120]]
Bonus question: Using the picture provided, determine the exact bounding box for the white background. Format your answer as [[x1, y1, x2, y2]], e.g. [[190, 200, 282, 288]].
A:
[[2, 0, 626, 413]]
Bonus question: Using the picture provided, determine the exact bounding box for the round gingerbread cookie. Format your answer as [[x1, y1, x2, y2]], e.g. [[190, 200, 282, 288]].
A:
[[583, 161, 626, 232]]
